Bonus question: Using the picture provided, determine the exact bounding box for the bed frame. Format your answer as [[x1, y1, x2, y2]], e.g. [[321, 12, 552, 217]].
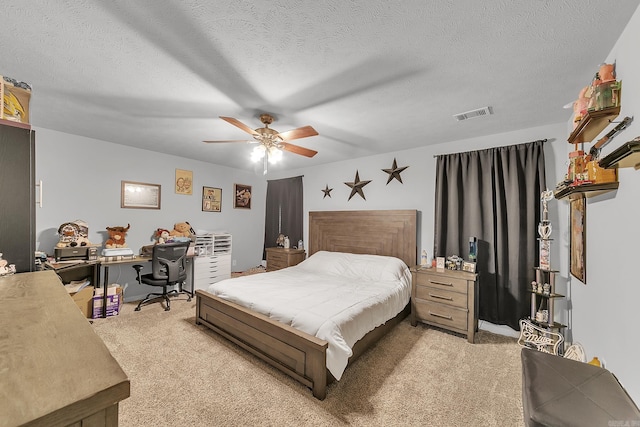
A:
[[195, 209, 417, 399]]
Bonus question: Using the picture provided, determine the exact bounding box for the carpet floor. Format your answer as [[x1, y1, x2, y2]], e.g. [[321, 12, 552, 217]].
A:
[[92, 296, 524, 426]]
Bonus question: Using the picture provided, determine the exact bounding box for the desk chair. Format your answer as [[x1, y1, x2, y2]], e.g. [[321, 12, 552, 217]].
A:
[[132, 241, 191, 311]]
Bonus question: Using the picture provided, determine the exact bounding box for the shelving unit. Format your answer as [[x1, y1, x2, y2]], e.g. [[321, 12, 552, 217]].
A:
[[568, 106, 620, 145], [529, 268, 566, 330], [193, 233, 232, 291], [599, 139, 640, 170], [518, 191, 565, 355], [554, 182, 619, 200]]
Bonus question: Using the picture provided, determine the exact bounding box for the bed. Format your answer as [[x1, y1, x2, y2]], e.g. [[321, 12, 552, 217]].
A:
[[195, 209, 417, 399]]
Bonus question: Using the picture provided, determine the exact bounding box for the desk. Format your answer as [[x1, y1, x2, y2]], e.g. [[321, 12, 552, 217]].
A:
[[100, 256, 194, 318], [1, 271, 130, 426], [47, 257, 194, 318], [45, 260, 99, 286]]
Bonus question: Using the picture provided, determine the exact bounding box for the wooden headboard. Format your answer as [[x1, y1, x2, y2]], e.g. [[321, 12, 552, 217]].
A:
[[309, 210, 417, 267]]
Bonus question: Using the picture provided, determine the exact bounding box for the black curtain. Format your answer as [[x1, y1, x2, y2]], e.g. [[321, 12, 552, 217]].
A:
[[263, 176, 304, 259], [433, 140, 546, 330]]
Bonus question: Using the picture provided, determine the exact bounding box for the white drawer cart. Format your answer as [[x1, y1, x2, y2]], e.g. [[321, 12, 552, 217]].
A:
[[193, 233, 232, 291]]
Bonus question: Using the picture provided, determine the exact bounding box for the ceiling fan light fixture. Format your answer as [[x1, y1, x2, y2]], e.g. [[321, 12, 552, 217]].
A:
[[268, 146, 283, 164], [251, 145, 266, 162]]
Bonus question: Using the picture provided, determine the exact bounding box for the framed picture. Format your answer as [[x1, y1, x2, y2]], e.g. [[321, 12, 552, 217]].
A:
[[202, 186, 222, 212], [570, 196, 586, 283], [175, 169, 193, 195], [121, 181, 161, 209], [234, 183, 252, 209], [462, 261, 476, 273]]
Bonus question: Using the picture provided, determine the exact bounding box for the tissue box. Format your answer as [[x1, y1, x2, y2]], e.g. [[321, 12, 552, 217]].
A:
[[92, 285, 123, 318]]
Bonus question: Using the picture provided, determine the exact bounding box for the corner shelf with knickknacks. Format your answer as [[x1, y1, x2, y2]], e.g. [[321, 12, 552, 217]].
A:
[[518, 190, 566, 355]]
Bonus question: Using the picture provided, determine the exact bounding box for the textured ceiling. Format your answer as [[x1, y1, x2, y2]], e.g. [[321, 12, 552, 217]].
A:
[[2, 1, 639, 174]]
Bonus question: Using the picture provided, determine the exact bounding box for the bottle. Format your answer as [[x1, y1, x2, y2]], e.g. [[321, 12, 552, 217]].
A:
[[284, 236, 290, 249], [469, 237, 477, 261], [298, 239, 304, 250]]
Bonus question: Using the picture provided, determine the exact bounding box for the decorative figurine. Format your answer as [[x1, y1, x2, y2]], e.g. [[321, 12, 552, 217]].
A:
[[421, 250, 428, 266], [599, 63, 615, 83]]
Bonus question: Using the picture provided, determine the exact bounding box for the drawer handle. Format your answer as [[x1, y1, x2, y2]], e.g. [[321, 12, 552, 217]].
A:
[[430, 280, 453, 287], [429, 311, 453, 320], [429, 293, 453, 301]]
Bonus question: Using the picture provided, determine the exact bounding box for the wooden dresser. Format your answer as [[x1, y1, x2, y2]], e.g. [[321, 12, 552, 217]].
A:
[[410, 267, 478, 343], [265, 247, 306, 272], [1, 270, 130, 426]]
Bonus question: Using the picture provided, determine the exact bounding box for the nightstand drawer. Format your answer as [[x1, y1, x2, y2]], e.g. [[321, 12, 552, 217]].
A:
[[414, 300, 468, 332], [268, 252, 288, 263], [414, 273, 468, 294], [415, 285, 467, 309]]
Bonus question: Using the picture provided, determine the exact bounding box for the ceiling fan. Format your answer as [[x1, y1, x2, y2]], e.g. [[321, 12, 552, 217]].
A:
[[204, 114, 319, 174]]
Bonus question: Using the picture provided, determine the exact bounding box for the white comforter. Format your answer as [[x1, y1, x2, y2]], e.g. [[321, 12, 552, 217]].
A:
[[206, 251, 412, 380]]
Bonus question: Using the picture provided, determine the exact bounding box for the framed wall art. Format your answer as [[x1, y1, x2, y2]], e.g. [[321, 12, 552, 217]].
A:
[[202, 186, 222, 212], [234, 184, 252, 209], [121, 181, 161, 209], [570, 196, 586, 283], [175, 169, 193, 195]]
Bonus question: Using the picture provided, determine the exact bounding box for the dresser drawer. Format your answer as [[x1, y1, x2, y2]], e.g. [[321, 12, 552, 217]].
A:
[[414, 300, 468, 332], [415, 285, 468, 309], [268, 251, 288, 263], [414, 272, 468, 294]]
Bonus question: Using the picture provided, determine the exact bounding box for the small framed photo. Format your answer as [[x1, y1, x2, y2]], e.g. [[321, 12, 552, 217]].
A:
[[121, 181, 161, 209], [462, 261, 476, 273], [175, 169, 193, 195], [436, 257, 445, 270], [202, 186, 222, 212], [234, 183, 252, 209]]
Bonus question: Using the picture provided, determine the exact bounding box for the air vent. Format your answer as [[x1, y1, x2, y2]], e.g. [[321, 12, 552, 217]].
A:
[[453, 106, 493, 121]]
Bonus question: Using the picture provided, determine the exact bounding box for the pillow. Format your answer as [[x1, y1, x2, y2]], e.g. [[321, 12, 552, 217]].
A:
[[297, 251, 408, 282], [295, 251, 350, 275]]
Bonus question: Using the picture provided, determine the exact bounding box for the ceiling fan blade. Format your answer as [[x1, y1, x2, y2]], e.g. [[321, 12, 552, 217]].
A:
[[220, 116, 260, 136], [203, 139, 255, 144], [276, 125, 318, 141], [280, 142, 318, 158]]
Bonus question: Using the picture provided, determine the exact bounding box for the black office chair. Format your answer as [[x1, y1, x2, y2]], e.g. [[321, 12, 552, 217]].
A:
[[132, 241, 191, 311]]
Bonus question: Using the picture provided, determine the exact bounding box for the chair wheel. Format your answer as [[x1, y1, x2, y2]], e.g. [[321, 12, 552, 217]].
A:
[[135, 307, 141, 311], [165, 306, 170, 311]]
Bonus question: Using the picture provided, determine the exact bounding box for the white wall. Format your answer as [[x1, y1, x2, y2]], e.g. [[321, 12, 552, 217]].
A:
[[35, 128, 267, 300], [271, 122, 564, 266]]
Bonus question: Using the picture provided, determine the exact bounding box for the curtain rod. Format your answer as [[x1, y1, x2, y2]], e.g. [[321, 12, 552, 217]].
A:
[[432, 138, 548, 158]]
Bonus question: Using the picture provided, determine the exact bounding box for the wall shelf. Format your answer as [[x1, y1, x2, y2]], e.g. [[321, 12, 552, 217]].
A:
[[554, 182, 619, 200], [568, 106, 620, 145], [599, 139, 640, 169]]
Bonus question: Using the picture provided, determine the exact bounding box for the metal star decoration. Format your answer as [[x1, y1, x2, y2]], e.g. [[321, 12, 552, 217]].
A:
[[382, 158, 409, 184], [322, 184, 333, 198], [344, 170, 371, 201]]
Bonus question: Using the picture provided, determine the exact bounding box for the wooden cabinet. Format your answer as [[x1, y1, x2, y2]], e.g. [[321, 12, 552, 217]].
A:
[[265, 247, 305, 272], [410, 267, 478, 343], [0, 121, 35, 272], [1, 271, 129, 426]]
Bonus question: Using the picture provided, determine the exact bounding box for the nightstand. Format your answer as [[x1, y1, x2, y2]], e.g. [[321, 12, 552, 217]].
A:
[[265, 247, 306, 272], [410, 267, 478, 343]]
